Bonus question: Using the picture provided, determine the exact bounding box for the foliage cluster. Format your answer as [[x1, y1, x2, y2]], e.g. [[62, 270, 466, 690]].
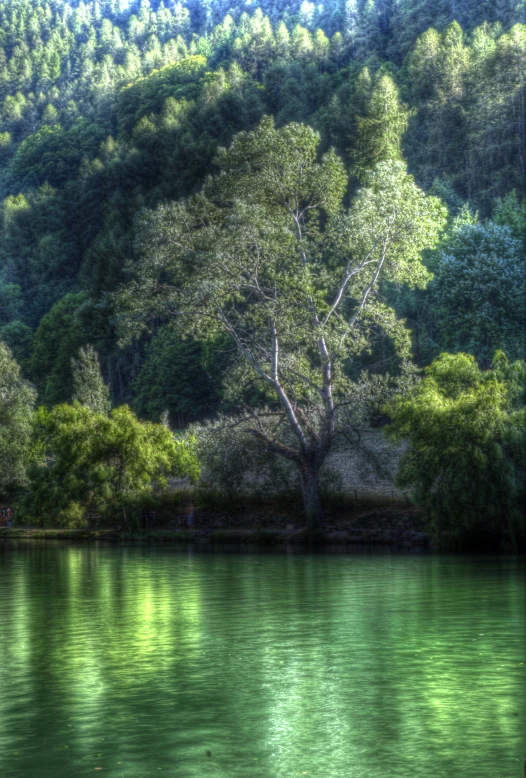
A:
[[22, 403, 199, 527], [0, 341, 199, 527], [386, 353, 525, 549], [0, 342, 36, 497]]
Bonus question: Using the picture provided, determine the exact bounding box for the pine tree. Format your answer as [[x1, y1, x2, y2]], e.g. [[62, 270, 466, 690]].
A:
[[275, 20, 291, 58], [354, 0, 381, 56], [71, 344, 111, 414], [352, 74, 414, 180], [312, 28, 330, 69]]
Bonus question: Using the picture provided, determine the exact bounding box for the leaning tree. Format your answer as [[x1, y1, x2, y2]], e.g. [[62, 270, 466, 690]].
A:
[[117, 117, 446, 529]]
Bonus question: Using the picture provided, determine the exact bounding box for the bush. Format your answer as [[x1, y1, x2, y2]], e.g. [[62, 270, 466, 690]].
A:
[[21, 403, 200, 527], [385, 352, 525, 549]]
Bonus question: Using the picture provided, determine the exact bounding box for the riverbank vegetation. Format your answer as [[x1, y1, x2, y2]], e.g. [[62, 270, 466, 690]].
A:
[[0, 0, 523, 549], [386, 352, 525, 548]]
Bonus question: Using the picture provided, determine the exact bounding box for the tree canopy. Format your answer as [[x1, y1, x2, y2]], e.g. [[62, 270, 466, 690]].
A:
[[0, 0, 521, 541], [118, 117, 446, 526], [431, 217, 525, 366], [0, 1, 521, 417]]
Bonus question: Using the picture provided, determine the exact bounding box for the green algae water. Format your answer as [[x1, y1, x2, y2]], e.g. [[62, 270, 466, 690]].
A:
[[0, 544, 523, 778]]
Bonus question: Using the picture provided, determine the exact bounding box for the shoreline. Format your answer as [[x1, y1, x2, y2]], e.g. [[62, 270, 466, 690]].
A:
[[2, 526, 523, 553], [0, 503, 431, 548], [0, 525, 429, 548]]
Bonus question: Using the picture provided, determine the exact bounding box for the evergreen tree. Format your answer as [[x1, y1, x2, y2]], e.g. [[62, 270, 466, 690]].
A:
[[71, 344, 111, 414], [351, 73, 413, 180], [0, 0, 521, 441]]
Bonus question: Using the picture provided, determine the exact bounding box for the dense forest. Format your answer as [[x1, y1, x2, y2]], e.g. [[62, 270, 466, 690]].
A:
[[0, 0, 524, 543]]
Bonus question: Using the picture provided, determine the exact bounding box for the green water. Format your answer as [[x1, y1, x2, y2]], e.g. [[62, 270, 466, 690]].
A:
[[0, 544, 523, 778]]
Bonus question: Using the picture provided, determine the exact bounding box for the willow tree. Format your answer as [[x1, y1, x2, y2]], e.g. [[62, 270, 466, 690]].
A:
[[117, 117, 446, 529]]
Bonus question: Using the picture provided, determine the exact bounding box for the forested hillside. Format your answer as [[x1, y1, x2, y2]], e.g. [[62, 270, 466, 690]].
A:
[[0, 0, 523, 423]]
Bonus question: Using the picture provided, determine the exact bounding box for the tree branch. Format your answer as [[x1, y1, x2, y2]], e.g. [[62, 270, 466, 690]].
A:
[[247, 428, 300, 462], [322, 244, 379, 326]]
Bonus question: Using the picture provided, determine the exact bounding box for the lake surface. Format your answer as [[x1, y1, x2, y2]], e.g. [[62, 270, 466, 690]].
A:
[[0, 543, 523, 778]]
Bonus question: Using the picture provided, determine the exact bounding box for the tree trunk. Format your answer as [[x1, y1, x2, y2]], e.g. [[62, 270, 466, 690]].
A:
[[299, 460, 323, 532]]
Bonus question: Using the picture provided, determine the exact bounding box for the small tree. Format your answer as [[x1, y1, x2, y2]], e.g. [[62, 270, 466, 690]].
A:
[[117, 118, 446, 530], [71, 344, 111, 414], [0, 341, 36, 499], [23, 404, 200, 527], [385, 352, 526, 549]]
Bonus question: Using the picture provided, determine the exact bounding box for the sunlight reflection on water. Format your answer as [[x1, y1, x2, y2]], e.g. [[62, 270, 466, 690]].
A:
[[0, 543, 523, 778]]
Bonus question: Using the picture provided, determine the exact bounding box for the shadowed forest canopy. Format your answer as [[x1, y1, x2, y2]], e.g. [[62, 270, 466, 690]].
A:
[[0, 0, 523, 425]]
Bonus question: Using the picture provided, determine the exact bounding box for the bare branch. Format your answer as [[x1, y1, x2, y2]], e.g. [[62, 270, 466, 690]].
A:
[[217, 306, 273, 383], [322, 244, 379, 326], [269, 319, 310, 453], [340, 211, 397, 347], [247, 428, 300, 462]]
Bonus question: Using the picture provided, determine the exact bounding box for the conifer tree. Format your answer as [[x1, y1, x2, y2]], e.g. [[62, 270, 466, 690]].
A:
[[352, 74, 414, 180], [71, 344, 111, 414]]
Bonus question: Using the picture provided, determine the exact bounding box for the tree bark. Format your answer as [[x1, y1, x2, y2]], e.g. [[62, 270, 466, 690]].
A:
[[299, 459, 324, 532]]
